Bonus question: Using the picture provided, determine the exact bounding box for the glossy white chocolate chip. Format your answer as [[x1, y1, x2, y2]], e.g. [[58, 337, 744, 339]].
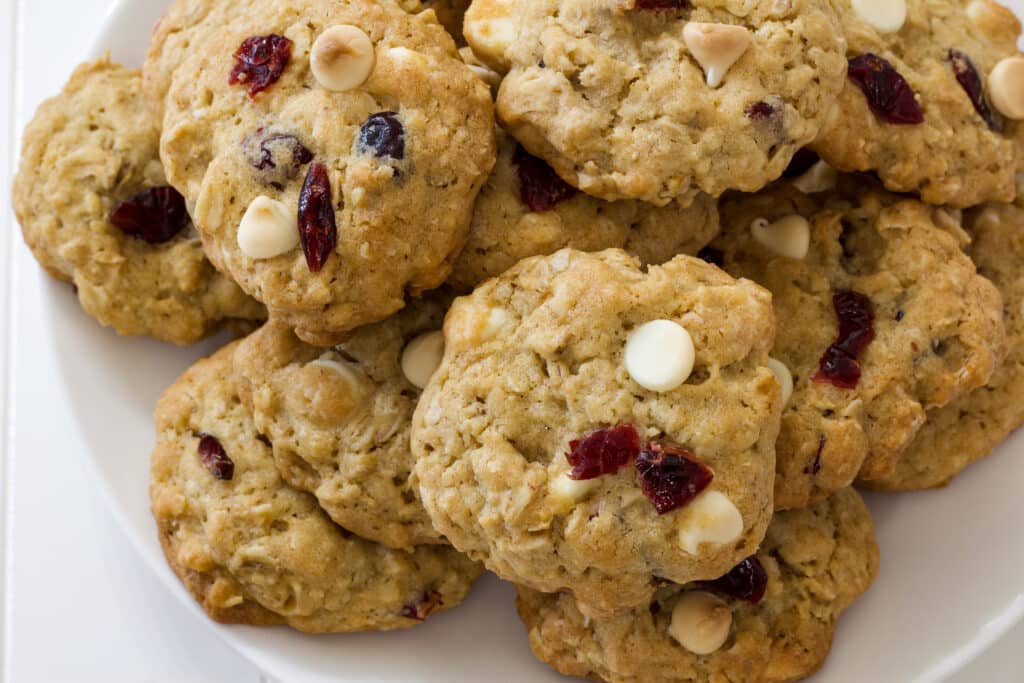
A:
[[625, 320, 695, 392], [678, 490, 744, 555], [237, 195, 298, 259], [989, 56, 1024, 120], [683, 23, 751, 88], [750, 214, 810, 260], [767, 357, 793, 406], [400, 330, 445, 389], [791, 160, 838, 194], [669, 591, 733, 655], [549, 472, 599, 502], [852, 0, 906, 33], [310, 356, 367, 397], [311, 25, 375, 92]]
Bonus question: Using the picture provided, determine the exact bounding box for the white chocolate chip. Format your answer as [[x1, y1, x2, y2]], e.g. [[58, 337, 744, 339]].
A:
[[237, 195, 298, 259], [678, 490, 744, 555], [669, 591, 733, 655], [791, 160, 838, 194], [400, 330, 444, 389], [750, 215, 810, 260], [549, 472, 599, 502], [310, 25, 375, 92], [851, 0, 906, 33], [310, 356, 367, 398], [682, 23, 751, 88], [624, 320, 695, 392], [989, 56, 1024, 120], [766, 357, 793, 406]]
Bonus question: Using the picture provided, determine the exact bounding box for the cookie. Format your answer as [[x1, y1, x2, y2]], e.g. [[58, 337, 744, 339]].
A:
[[867, 198, 1024, 490], [150, 342, 482, 632], [516, 488, 878, 683], [160, 0, 496, 345], [710, 182, 1006, 508], [412, 248, 782, 616], [233, 294, 451, 548], [421, 0, 470, 44], [12, 57, 264, 346], [465, 0, 847, 204], [812, 0, 1024, 208], [447, 129, 720, 291]]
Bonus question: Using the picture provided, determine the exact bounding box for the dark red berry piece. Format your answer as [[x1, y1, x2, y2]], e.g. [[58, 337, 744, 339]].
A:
[[848, 53, 923, 125], [358, 112, 405, 160], [782, 148, 820, 178], [699, 556, 768, 604], [109, 186, 188, 244], [401, 590, 443, 620], [243, 129, 313, 189], [745, 101, 776, 121], [197, 433, 234, 480], [565, 424, 641, 480], [632, 0, 690, 8], [513, 145, 578, 212], [229, 34, 293, 98], [297, 162, 337, 272], [949, 49, 1001, 132], [812, 290, 875, 389], [635, 441, 713, 514]]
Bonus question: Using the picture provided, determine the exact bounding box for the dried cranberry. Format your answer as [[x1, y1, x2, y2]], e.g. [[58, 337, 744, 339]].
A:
[[401, 590, 443, 620], [782, 148, 820, 178], [632, 0, 690, 8], [812, 290, 875, 389], [244, 129, 313, 188], [949, 49, 1000, 132], [847, 53, 923, 125], [229, 34, 292, 98], [635, 442, 713, 514], [513, 145, 578, 212], [197, 433, 234, 480], [109, 186, 188, 244], [565, 425, 641, 480], [745, 101, 776, 121], [357, 112, 405, 161], [697, 246, 724, 267], [699, 556, 767, 604], [297, 162, 337, 272]]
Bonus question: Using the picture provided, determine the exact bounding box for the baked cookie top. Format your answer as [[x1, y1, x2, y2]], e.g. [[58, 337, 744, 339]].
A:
[[710, 182, 1006, 508], [150, 342, 482, 632], [447, 129, 720, 291], [868, 198, 1024, 490], [233, 294, 451, 548], [516, 488, 878, 683], [160, 0, 495, 345], [465, 0, 847, 204], [412, 249, 782, 617], [812, 0, 1024, 208], [12, 57, 263, 345]]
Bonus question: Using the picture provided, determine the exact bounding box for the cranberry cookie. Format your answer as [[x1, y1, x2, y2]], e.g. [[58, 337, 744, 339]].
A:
[[150, 342, 482, 631], [412, 249, 782, 617]]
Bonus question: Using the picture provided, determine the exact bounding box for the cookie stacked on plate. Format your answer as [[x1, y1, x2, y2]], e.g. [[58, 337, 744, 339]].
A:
[[12, 0, 1024, 678]]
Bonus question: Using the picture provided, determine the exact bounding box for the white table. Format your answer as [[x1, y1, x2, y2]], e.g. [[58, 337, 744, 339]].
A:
[[0, 0, 1021, 680]]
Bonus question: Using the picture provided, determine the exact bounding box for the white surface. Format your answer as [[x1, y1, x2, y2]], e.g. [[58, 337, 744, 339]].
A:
[[1, 0, 1024, 681]]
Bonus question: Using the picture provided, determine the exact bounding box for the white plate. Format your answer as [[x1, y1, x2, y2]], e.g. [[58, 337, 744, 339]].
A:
[[58, 1, 1024, 680]]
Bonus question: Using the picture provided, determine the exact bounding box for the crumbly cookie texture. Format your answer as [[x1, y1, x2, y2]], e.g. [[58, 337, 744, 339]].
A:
[[466, 0, 847, 204], [711, 182, 1006, 508], [233, 295, 451, 548], [447, 129, 720, 291], [150, 342, 482, 632], [160, 0, 495, 345], [12, 57, 264, 345], [867, 198, 1024, 490], [412, 249, 781, 617], [812, 0, 1024, 208], [516, 488, 878, 683]]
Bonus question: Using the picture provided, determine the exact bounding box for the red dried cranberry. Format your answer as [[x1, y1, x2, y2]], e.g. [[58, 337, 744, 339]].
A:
[[949, 49, 1001, 132], [197, 433, 234, 480], [699, 556, 767, 604], [358, 112, 405, 161], [297, 162, 337, 272], [632, 0, 690, 8], [401, 590, 443, 620], [812, 290, 875, 389], [635, 442, 713, 514], [109, 186, 188, 244], [243, 129, 313, 188], [565, 425, 641, 480], [513, 145, 578, 212], [745, 101, 776, 121], [229, 34, 292, 98], [848, 53, 923, 125], [782, 148, 820, 178]]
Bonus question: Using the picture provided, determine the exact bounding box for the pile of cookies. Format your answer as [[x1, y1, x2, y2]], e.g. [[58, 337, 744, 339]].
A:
[[13, 0, 1024, 679]]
